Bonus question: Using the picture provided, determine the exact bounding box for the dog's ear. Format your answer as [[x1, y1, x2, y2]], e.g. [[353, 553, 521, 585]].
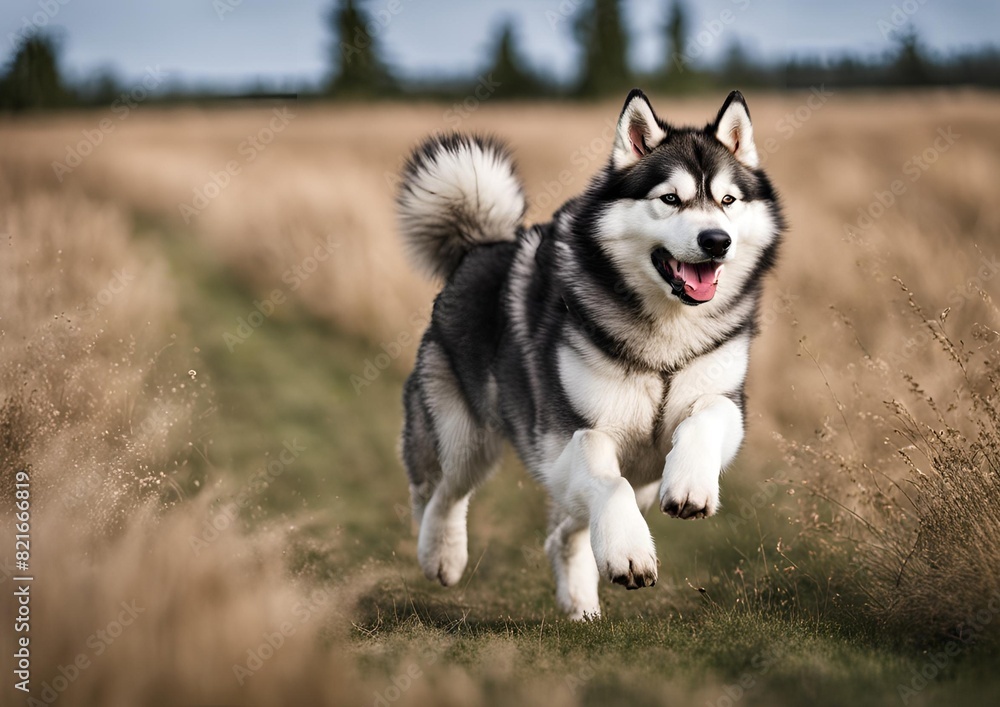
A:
[[714, 90, 758, 168], [612, 89, 667, 170]]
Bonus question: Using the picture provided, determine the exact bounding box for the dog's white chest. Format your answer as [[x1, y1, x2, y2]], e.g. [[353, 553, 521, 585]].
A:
[[557, 341, 664, 439]]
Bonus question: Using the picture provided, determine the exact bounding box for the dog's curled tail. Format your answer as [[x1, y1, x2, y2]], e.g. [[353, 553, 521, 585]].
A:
[[397, 133, 525, 281]]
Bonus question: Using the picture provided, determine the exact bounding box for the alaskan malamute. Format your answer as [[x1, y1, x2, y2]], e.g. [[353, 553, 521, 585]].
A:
[[397, 89, 783, 619]]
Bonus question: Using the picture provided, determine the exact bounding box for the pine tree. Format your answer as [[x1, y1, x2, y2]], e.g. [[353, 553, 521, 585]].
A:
[[892, 28, 931, 86], [487, 20, 543, 98], [574, 0, 630, 97], [327, 0, 396, 97], [0, 34, 70, 111], [722, 39, 756, 86], [666, 0, 689, 75]]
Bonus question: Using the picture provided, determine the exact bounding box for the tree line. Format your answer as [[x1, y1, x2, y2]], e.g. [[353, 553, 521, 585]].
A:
[[3, 0, 999, 111]]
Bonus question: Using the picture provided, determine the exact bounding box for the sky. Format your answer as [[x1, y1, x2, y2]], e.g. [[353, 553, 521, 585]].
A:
[[1, 0, 998, 90]]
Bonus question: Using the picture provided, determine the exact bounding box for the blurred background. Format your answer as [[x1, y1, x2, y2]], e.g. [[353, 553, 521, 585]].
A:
[[3, 0, 1000, 105], [2, 2, 1000, 706]]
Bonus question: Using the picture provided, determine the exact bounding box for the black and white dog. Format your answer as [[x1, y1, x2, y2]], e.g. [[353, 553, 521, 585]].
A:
[[397, 89, 783, 619]]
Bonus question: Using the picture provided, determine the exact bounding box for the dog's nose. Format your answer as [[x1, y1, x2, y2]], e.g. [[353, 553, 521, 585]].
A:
[[697, 229, 731, 258]]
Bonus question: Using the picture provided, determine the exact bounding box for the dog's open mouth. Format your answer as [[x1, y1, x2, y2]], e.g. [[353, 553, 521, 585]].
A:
[[651, 248, 724, 305]]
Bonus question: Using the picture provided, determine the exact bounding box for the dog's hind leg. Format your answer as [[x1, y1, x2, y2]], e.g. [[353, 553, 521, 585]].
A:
[[545, 512, 600, 620], [402, 342, 502, 587], [401, 374, 440, 530]]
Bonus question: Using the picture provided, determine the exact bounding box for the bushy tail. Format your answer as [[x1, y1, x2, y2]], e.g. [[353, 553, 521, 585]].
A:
[[396, 133, 525, 281]]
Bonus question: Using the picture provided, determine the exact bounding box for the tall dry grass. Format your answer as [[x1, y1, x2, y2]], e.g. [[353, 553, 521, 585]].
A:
[[783, 279, 1000, 645], [0, 169, 360, 706]]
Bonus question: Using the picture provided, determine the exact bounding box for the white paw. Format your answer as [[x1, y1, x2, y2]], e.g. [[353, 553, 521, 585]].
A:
[[659, 445, 721, 519], [417, 495, 469, 586], [590, 479, 658, 589]]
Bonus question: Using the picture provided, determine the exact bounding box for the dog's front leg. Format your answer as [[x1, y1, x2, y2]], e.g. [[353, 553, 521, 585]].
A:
[[552, 430, 658, 593], [659, 394, 744, 519]]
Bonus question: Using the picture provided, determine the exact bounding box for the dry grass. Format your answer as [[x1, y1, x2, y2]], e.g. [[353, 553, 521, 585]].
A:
[[1, 89, 1000, 704], [784, 280, 1000, 645], [0, 170, 357, 706]]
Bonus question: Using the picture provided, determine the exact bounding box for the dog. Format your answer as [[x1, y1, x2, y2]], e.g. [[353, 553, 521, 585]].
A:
[[396, 89, 784, 619]]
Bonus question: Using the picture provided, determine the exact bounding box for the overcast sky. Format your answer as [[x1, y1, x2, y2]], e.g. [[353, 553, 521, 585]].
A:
[[2, 0, 997, 89]]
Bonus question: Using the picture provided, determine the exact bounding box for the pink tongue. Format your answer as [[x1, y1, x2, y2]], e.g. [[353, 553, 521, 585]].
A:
[[675, 261, 721, 302]]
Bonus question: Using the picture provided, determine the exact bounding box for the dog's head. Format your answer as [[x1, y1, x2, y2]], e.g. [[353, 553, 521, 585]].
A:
[[587, 89, 782, 308]]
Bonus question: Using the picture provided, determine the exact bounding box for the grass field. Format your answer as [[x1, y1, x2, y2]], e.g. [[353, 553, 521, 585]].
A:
[[2, 90, 1000, 706]]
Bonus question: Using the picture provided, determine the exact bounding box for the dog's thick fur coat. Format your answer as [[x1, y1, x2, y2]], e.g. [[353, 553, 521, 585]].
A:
[[397, 90, 784, 619]]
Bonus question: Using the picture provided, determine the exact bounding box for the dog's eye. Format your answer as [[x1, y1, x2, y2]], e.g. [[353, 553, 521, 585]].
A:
[[660, 194, 680, 206], [721, 195, 736, 206]]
